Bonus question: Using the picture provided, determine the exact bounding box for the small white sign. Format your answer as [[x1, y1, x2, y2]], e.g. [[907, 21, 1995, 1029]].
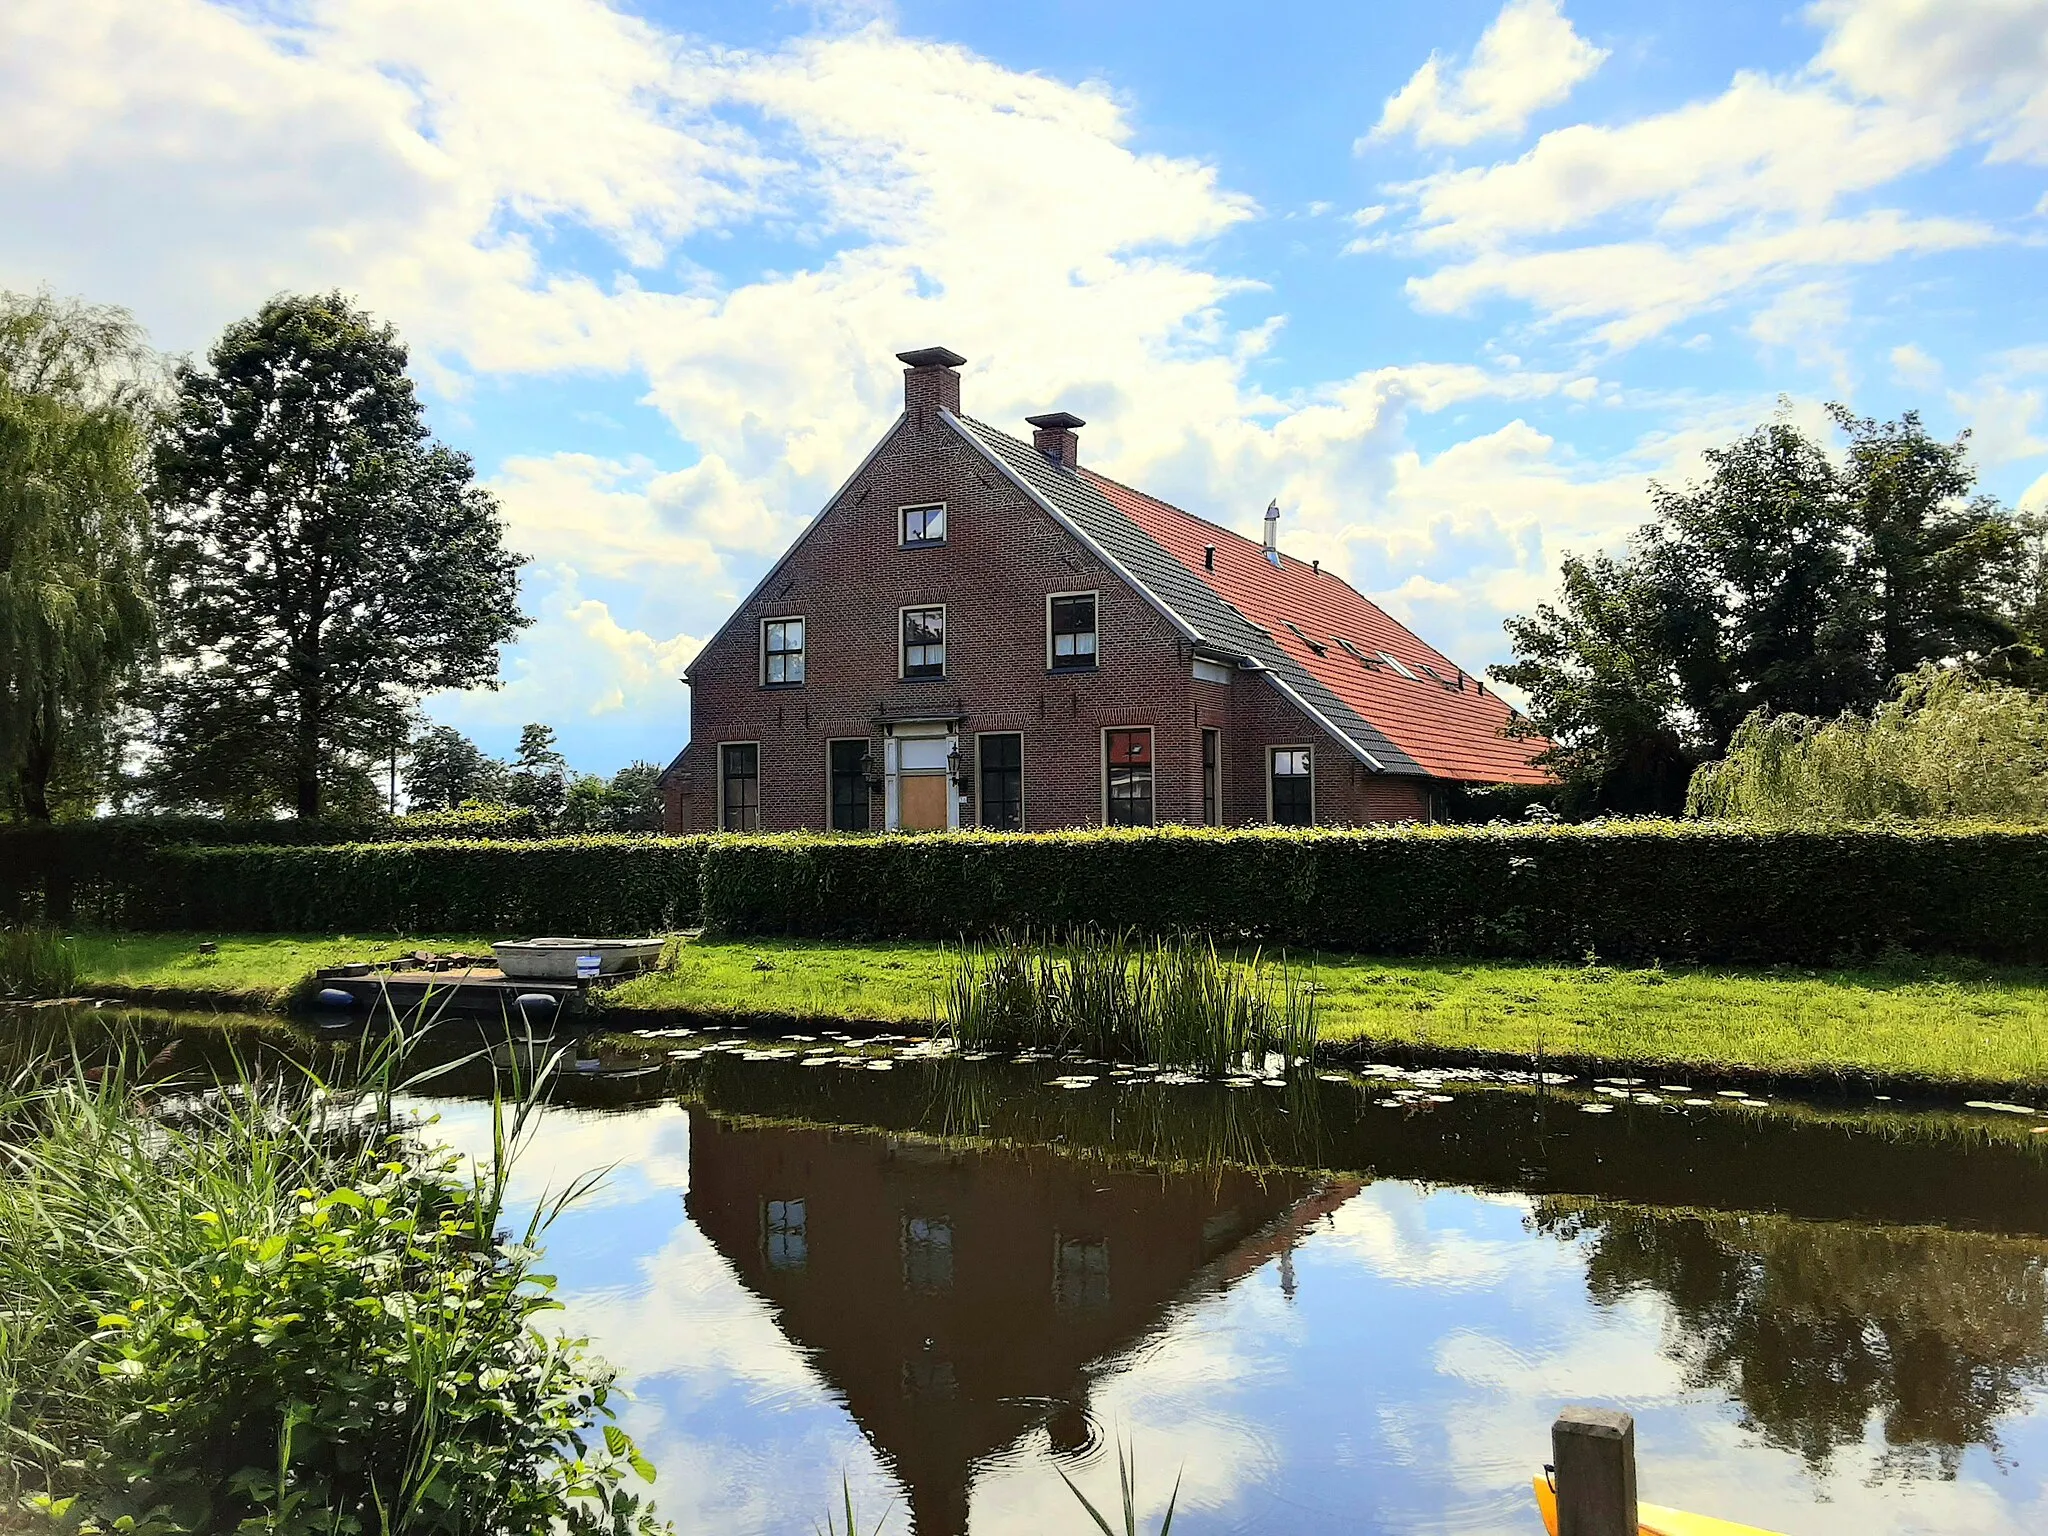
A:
[[576, 954, 602, 980]]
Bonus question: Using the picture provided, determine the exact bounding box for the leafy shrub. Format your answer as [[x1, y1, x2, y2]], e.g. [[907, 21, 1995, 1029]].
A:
[[0, 1041, 667, 1534], [698, 823, 2048, 966], [0, 927, 77, 997], [1689, 665, 2048, 825], [0, 812, 545, 926], [149, 836, 710, 934]]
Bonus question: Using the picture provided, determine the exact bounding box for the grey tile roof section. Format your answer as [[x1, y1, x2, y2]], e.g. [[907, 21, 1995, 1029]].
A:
[[949, 412, 1426, 777]]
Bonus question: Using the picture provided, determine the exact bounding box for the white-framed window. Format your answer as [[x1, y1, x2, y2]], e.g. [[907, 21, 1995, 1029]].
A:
[[760, 616, 804, 686], [900, 605, 946, 679], [900, 501, 946, 547], [719, 742, 760, 832], [1269, 745, 1313, 827], [1376, 650, 1419, 680], [1103, 727, 1154, 827], [1047, 590, 1098, 671]]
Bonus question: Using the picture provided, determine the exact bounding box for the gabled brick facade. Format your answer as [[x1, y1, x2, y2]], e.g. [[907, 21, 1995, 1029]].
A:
[[660, 349, 1548, 834]]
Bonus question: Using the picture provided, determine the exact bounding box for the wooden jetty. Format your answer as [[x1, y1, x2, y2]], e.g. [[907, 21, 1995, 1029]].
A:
[[311, 964, 584, 1019]]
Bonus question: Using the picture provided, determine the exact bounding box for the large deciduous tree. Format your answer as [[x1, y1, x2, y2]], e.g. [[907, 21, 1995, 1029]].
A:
[[148, 294, 526, 818], [1498, 407, 2029, 815], [0, 290, 156, 821]]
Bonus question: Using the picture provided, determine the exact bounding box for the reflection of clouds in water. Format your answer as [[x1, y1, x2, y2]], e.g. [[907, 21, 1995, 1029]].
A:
[[969, 1270, 1291, 1536], [409, 1098, 896, 1534], [406, 1096, 691, 1212], [1310, 1183, 1552, 1291], [400, 1103, 2048, 1536]]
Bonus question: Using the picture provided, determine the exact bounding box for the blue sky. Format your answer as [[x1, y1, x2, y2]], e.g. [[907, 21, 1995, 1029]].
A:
[[4, 0, 2045, 775]]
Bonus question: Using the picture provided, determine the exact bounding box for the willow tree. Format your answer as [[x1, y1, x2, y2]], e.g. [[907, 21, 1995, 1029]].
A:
[[0, 291, 156, 820], [148, 294, 526, 819]]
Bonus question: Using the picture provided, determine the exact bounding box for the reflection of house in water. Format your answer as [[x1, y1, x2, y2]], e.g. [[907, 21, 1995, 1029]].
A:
[[685, 1109, 1360, 1536]]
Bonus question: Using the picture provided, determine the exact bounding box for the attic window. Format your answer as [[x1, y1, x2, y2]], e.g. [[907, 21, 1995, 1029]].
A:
[[1418, 662, 1463, 691], [1376, 651, 1418, 681], [1281, 621, 1327, 656], [1335, 638, 1382, 669]]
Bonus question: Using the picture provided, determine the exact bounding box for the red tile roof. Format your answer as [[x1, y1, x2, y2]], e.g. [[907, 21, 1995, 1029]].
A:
[[1085, 472, 1554, 785]]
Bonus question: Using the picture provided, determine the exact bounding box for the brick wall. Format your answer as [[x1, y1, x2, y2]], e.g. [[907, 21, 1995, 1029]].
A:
[[664, 373, 1439, 833]]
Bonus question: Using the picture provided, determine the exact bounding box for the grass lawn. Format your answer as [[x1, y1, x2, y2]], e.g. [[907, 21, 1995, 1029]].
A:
[[65, 933, 493, 1007], [56, 931, 2048, 1088]]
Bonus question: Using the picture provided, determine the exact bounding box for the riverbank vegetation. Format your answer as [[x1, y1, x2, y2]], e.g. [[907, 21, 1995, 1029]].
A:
[[941, 930, 1317, 1074], [1690, 664, 2048, 825], [32, 929, 2048, 1090], [0, 1026, 666, 1531]]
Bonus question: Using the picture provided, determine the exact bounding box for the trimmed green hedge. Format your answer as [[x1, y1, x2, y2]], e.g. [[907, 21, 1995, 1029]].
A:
[[0, 811, 543, 926], [11, 822, 2048, 964], [696, 824, 2048, 965], [144, 837, 710, 934]]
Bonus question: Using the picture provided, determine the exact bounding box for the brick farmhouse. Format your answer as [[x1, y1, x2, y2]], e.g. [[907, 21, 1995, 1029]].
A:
[[659, 348, 1550, 834]]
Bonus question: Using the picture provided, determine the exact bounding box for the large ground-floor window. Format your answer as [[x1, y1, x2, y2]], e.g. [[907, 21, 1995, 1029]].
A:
[[978, 732, 1023, 830], [720, 742, 760, 831], [828, 739, 870, 831], [1104, 727, 1154, 826], [1270, 746, 1312, 826]]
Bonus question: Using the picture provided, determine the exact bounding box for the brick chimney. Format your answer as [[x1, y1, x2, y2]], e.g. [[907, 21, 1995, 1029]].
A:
[[897, 346, 965, 415], [1027, 411, 1085, 469]]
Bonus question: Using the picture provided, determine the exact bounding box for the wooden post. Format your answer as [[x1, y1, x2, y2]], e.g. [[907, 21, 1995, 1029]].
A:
[[1552, 1406, 1638, 1536]]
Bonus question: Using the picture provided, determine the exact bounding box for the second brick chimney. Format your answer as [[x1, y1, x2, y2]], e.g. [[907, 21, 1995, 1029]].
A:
[[897, 346, 965, 415], [1027, 411, 1085, 469]]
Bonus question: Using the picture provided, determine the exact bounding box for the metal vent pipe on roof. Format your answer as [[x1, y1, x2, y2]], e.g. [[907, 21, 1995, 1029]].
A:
[[1262, 498, 1280, 551]]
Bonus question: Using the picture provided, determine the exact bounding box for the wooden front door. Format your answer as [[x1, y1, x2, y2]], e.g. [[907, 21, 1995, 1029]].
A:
[[899, 773, 948, 830]]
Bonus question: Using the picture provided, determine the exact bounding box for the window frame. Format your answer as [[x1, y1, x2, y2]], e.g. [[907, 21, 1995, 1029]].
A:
[[899, 603, 947, 680], [759, 615, 805, 688], [1101, 725, 1156, 828], [718, 741, 761, 832], [898, 501, 948, 548], [1201, 727, 1222, 827], [1045, 589, 1100, 673], [974, 730, 1024, 831], [826, 737, 871, 832], [1376, 650, 1419, 681], [1267, 743, 1314, 827]]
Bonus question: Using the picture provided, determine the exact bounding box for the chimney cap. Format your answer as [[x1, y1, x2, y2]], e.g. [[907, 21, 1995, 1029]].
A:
[[896, 346, 967, 369], [1025, 410, 1086, 431]]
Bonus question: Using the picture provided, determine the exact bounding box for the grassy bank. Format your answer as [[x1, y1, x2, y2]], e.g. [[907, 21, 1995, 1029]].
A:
[[616, 939, 2048, 1089], [60, 932, 493, 1006], [48, 931, 2048, 1090]]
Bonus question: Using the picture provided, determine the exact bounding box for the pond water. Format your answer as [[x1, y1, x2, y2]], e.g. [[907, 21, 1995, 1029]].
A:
[[25, 1006, 2048, 1535], [402, 1033, 2048, 1536]]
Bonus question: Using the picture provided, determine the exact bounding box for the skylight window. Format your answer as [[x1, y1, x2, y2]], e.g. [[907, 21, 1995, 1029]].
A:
[[1418, 662, 1463, 691], [1376, 651, 1418, 681], [1282, 621, 1327, 656], [1335, 638, 1382, 668]]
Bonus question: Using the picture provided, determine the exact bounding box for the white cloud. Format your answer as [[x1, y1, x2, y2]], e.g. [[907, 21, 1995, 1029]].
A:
[[1367, 0, 1608, 149], [1405, 211, 1991, 350], [428, 568, 701, 728], [1890, 342, 1944, 389], [1368, 0, 2038, 350], [1811, 0, 2048, 165]]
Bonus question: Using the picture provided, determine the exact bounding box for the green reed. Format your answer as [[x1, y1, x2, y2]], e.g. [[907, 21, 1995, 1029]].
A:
[[941, 929, 1318, 1074], [0, 1016, 669, 1533], [0, 925, 78, 998]]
